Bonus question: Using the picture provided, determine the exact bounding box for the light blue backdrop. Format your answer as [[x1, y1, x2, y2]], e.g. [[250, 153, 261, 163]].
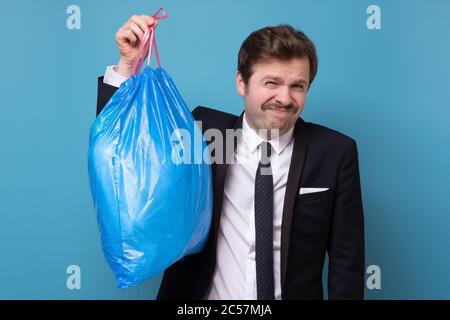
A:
[[0, 0, 449, 299]]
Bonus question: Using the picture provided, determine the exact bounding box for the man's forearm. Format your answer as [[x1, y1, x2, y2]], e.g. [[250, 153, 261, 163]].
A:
[[97, 76, 119, 116], [96, 66, 130, 116]]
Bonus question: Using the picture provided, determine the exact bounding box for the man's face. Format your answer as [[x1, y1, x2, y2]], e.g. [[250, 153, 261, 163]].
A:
[[236, 57, 310, 137]]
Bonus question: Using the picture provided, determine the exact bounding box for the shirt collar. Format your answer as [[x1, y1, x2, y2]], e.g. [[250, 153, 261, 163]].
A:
[[242, 112, 295, 155]]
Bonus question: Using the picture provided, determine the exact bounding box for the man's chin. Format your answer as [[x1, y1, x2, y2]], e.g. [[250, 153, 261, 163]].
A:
[[268, 118, 295, 135], [252, 117, 296, 137]]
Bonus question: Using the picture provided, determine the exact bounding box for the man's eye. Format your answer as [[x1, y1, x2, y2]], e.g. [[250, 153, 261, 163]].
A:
[[265, 81, 277, 86], [293, 84, 304, 89]]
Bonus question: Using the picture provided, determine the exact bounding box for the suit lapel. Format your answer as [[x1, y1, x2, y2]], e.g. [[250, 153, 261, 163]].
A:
[[280, 117, 308, 295], [210, 112, 244, 250]]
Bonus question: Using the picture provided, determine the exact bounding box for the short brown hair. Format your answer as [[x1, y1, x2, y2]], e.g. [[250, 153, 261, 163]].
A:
[[238, 24, 318, 88]]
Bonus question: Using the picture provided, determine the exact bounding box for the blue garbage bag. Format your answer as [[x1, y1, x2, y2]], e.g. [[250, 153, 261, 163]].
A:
[[88, 66, 213, 288]]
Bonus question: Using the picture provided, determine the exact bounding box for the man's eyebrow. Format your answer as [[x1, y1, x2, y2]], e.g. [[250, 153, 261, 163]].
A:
[[293, 79, 308, 84], [261, 75, 282, 82], [261, 75, 308, 84]]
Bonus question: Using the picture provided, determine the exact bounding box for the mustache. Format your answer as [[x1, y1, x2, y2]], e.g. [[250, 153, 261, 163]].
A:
[[261, 102, 296, 111]]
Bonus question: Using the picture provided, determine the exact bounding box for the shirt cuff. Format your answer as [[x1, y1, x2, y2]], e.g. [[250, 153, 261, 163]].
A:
[[103, 65, 129, 88]]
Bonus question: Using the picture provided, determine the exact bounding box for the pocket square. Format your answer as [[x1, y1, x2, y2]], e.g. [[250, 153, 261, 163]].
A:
[[299, 187, 330, 195]]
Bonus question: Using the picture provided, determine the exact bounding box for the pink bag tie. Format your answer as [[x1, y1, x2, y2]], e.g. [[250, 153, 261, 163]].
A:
[[130, 8, 168, 75]]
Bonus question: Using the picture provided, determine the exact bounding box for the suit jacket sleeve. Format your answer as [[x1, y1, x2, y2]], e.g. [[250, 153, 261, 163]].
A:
[[96, 76, 119, 116], [328, 139, 365, 299]]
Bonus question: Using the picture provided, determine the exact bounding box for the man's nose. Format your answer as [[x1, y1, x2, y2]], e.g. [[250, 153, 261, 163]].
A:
[[274, 86, 292, 106]]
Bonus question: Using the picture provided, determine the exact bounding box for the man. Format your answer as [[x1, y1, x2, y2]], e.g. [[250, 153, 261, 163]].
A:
[[96, 15, 365, 300]]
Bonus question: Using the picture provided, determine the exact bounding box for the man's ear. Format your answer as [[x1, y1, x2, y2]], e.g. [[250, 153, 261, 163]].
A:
[[236, 72, 246, 97]]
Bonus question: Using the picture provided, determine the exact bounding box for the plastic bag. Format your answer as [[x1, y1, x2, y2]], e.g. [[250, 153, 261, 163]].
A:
[[87, 8, 213, 288]]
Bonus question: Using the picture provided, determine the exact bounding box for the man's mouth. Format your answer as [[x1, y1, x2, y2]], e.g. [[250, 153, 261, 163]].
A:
[[263, 105, 296, 117], [268, 108, 292, 115], [261, 103, 296, 114]]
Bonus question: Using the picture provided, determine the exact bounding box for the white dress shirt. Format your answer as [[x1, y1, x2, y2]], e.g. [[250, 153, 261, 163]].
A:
[[103, 66, 295, 300], [205, 114, 294, 300], [103, 65, 128, 87]]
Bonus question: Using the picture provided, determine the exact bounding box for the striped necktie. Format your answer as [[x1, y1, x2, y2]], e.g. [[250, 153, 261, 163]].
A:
[[254, 141, 275, 300]]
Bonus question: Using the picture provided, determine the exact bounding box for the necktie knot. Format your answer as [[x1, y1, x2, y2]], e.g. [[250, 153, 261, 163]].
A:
[[259, 141, 273, 167]]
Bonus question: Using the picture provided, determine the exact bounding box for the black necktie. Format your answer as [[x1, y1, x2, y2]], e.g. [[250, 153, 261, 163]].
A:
[[254, 141, 275, 300]]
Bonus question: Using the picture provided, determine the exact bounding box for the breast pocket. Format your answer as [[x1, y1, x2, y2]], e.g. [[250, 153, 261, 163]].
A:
[[298, 188, 334, 202], [292, 187, 335, 242]]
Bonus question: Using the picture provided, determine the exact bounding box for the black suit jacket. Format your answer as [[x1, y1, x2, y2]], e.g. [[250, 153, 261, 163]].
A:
[[96, 77, 365, 300]]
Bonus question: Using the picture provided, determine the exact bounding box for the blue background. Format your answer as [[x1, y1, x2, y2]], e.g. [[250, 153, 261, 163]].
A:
[[0, 0, 449, 299]]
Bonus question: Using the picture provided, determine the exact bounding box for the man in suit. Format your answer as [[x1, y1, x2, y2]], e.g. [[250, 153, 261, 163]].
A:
[[96, 15, 365, 300]]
